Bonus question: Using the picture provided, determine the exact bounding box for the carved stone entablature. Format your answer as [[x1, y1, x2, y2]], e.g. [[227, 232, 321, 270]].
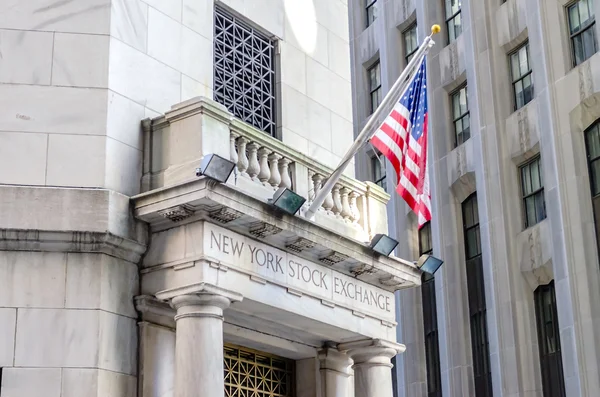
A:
[[320, 251, 349, 266], [208, 206, 244, 224], [248, 222, 282, 238], [350, 263, 377, 276], [158, 205, 194, 222], [285, 237, 316, 253], [379, 276, 407, 288]]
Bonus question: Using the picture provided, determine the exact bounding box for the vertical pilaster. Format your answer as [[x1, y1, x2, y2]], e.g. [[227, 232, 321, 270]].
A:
[[318, 343, 352, 397]]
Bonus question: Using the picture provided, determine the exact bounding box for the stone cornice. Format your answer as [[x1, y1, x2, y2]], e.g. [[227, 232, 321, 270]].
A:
[[132, 177, 420, 290], [0, 229, 147, 264]]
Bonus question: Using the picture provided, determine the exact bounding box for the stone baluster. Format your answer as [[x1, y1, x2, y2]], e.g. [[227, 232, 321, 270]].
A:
[[312, 173, 323, 207], [349, 191, 360, 224], [341, 187, 352, 222], [332, 184, 343, 218], [236, 137, 249, 177], [246, 142, 260, 181], [268, 153, 282, 189], [323, 186, 334, 214], [257, 147, 271, 186], [279, 158, 292, 189], [230, 133, 239, 165]]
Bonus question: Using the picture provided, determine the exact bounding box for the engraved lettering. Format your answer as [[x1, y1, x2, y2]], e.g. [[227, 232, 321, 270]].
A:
[[275, 255, 283, 273], [222, 235, 230, 254], [210, 231, 221, 250], [301, 265, 311, 282], [255, 248, 266, 266], [231, 239, 244, 256], [288, 260, 295, 277], [248, 245, 257, 263]]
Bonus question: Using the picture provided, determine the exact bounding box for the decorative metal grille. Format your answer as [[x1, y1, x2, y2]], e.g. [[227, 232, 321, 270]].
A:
[[214, 7, 276, 136], [224, 344, 294, 397]]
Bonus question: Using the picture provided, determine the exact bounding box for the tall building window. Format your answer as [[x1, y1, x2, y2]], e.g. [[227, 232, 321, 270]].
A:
[[420, 222, 442, 397], [510, 42, 534, 110], [585, 122, 600, 258], [372, 154, 387, 191], [445, 0, 462, 43], [520, 156, 546, 228], [368, 61, 382, 114], [568, 0, 598, 66], [214, 7, 276, 136], [366, 0, 378, 27], [404, 24, 418, 65], [452, 85, 470, 147], [534, 282, 566, 397], [462, 194, 493, 397]]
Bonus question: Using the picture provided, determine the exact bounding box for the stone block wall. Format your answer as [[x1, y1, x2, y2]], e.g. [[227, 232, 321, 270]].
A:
[[0, 251, 139, 397]]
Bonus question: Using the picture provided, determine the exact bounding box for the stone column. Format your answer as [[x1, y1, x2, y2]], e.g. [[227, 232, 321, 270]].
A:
[[157, 284, 243, 397], [338, 339, 405, 397], [318, 343, 352, 397]]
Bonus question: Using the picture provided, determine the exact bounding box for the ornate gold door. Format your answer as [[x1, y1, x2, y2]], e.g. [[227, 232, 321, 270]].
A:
[[224, 344, 294, 397]]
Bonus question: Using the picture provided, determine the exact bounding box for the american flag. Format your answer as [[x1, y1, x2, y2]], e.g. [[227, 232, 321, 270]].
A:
[[370, 57, 431, 228]]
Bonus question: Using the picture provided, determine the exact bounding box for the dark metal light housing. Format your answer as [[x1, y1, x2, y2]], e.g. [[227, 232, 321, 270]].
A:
[[417, 254, 444, 275], [271, 187, 306, 216], [369, 234, 399, 256], [195, 154, 236, 183]]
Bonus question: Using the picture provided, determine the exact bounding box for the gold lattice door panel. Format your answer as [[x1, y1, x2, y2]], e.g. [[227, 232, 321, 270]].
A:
[[224, 344, 295, 397]]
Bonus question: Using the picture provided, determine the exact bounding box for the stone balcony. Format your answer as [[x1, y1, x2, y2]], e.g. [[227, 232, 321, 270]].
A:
[[140, 96, 391, 245]]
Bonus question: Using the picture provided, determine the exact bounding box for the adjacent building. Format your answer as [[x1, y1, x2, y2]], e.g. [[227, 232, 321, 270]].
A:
[[0, 1, 421, 397], [348, 0, 600, 396]]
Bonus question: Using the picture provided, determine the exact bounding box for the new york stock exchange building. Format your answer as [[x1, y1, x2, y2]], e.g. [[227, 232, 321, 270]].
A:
[[0, 1, 423, 397]]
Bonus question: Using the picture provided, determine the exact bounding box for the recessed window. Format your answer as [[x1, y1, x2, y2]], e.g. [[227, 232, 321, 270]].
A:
[[372, 154, 387, 191], [510, 42, 534, 110], [366, 0, 378, 27], [520, 156, 546, 228], [452, 85, 470, 147], [584, 122, 600, 258], [368, 61, 382, 114], [568, 0, 598, 66], [445, 0, 462, 43], [419, 222, 442, 397], [404, 24, 418, 65], [462, 194, 493, 397], [214, 7, 276, 136], [534, 282, 566, 397]]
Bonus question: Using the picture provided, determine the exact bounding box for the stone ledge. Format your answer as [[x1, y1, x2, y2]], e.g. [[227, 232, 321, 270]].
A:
[[0, 229, 147, 264], [0, 185, 147, 243]]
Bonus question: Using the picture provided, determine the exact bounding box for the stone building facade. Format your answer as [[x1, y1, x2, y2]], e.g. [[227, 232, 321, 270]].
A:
[[0, 1, 421, 397], [349, 0, 600, 396]]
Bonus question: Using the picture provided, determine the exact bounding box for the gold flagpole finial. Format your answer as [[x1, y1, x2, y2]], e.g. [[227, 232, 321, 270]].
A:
[[431, 24, 441, 35]]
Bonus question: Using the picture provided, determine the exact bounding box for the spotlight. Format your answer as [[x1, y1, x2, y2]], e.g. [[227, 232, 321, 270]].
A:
[[416, 254, 444, 275], [369, 234, 399, 256], [195, 154, 236, 183], [270, 187, 306, 216]]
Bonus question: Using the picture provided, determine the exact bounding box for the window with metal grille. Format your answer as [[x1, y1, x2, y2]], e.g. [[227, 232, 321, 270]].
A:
[[534, 282, 566, 397], [214, 7, 276, 136], [371, 154, 387, 191], [366, 0, 378, 27], [585, 122, 600, 261], [520, 156, 546, 228], [445, 0, 462, 44], [224, 344, 294, 397], [568, 0, 598, 66], [510, 42, 534, 110], [404, 24, 418, 65], [462, 194, 493, 397], [368, 61, 382, 114], [452, 85, 470, 147], [419, 222, 442, 397]]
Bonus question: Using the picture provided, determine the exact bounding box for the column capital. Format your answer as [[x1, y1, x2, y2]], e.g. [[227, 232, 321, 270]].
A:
[[156, 282, 243, 320], [318, 345, 352, 376], [338, 339, 405, 368]]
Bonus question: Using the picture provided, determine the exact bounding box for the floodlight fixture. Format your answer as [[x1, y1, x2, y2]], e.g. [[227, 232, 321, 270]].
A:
[[416, 254, 444, 275], [195, 154, 236, 183], [270, 187, 306, 216], [369, 234, 399, 256]]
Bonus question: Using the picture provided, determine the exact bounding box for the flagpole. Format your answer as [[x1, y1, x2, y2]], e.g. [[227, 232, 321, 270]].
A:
[[303, 25, 441, 221]]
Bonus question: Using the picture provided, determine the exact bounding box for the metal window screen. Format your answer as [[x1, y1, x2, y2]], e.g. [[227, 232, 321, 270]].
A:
[[214, 7, 276, 136], [224, 344, 295, 397]]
